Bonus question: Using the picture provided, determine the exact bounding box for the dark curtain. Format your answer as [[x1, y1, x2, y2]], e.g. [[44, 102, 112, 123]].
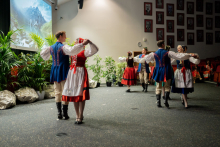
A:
[[0, 0, 10, 35]]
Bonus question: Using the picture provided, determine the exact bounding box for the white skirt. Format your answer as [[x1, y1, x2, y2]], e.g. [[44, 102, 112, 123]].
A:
[[174, 69, 193, 88], [62, 67, 85, 96]]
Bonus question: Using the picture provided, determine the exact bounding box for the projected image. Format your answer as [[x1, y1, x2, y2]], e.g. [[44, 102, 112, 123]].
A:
[[10, 0, 52, 49]]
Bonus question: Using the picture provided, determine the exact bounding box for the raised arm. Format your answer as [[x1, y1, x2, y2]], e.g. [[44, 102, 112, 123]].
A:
[[189, 54, 200, 65], [168, 51, 192, 60], [62, 43, 84, 56], [118, 57, 127, 62], [84, 42, 99, 57], [143, 52, 155, 63], [40, 47, 51, 61], [134, 57, 145, 63]]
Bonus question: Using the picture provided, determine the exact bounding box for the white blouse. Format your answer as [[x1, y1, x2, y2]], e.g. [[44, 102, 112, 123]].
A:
[[40, 43, 84, 61], [118, 56, 145, 63], [143, 51, 193, 63]]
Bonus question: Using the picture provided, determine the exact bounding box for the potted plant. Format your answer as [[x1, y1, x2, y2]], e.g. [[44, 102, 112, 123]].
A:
[[102, 56, 116, 87], [115, 61, 126, 87], [89, 55, 103, 87]]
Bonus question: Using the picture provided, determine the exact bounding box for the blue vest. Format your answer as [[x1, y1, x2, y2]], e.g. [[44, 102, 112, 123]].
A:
[[137, 54, 150, 73], [176, 60, 191, 69], [50, 42, 70, 83], [153, 49, 172, 82]]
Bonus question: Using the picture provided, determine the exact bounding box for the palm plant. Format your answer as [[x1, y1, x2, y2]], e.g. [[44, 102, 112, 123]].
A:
[[29, 33, 45, 53], [0, 30, 20, 91], [45, 34, 57, 46]]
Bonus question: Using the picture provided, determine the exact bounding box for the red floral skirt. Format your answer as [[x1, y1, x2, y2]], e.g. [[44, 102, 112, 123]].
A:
[[121, 67, 136, 85]]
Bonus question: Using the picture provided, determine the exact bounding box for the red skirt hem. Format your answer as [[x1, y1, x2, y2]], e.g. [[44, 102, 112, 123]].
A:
[[62, 95, 90, 102]]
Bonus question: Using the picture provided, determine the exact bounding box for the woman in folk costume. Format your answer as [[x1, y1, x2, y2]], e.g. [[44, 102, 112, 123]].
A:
[[118, 51, 145, 92], [62, 38, 99, 124], [135, 47, 150, 92], [203, 60, 213, 80], [40, 31, 89, 120], [171, 45, 200, 108], [142, 40, 197, 108], [192, 65, 202, 83]]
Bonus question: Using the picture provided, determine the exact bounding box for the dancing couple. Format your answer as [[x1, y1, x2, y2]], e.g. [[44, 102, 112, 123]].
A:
[[41, 31, 98, 124]]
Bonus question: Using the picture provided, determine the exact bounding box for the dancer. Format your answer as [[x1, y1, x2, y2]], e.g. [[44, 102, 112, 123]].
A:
[[142, 40, 197, 108], [135, 47, 150, 92], [192, 65, 202, 83], [161, 45, 173, 100], [40, 31, 89, 119], [119, 51, 145, 92], [171, 45, 200, 108], [62, 38, 98, 124], [203, 60, 213, 80]]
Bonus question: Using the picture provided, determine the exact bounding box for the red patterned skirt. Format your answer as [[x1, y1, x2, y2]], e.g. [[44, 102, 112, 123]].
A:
[[121, 67, 136, 85]]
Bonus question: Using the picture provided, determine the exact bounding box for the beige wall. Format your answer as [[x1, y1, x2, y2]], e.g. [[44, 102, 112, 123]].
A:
[[52, 0, 220, 82]]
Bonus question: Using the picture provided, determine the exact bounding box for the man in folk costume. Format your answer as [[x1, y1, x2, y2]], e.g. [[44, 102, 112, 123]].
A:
[[142, 40, 197, 108], [135, 47, 150, 92], [40, 31, 90, 119], [62, 38, 98, 124]]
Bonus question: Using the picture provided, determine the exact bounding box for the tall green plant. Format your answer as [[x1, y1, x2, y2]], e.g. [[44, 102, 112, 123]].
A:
[[0, 30, 20, 91], [102, 56, 116, 82], [89, 55, 103, 83], [29, 33, 45, 52], [45, 34, 57, 46], [115, 60, 126, 84]]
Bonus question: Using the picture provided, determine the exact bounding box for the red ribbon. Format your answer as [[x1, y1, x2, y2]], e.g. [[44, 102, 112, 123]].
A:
[[70, 64, 77, 74], [181, 67, 186, 82]]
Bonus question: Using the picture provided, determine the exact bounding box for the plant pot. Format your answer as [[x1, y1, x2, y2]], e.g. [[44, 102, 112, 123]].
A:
[[97, 83, 100, 87], [106, 82, 112, 87], [118, 82, 123, 87], [37, 91, 45, 100]]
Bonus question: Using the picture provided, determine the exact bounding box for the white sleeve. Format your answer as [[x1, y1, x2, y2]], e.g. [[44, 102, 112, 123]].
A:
[[171, 58, 176, 64], [168, 51, 191, 60], [40, 47, 51, 61], [144, 52, 155, 63], [62, 43, 84, 56], [84, 42, 99, 57], [189, 54, 200, 65], [135, 55, 140, 58], [118, 57, 126, 62], [134, 57, 145, 63]]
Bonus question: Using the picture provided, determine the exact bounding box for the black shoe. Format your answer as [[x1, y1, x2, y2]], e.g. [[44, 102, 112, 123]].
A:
[[164, 92, 170, 108], [162, 96, 165, 100], [156, 94, 162, 107], [75, 118, 82, 125], [63, 105, 70, 120], [126, 89, 130, 92], [144, 84, 148, 92], [56, 102, 63, 119], [142, 83, 145, 92]]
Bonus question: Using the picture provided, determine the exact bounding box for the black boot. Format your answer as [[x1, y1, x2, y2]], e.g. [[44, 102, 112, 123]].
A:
[[144, 84, 148, 92], [126, 89, 130, 92], [156, 94, 162, 107], [142, 83, 145, 92], [164, 92, 170, 108], [63, 105, 70, 120], [162, 96, 165, 100], [56, 102, 63, 119]]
